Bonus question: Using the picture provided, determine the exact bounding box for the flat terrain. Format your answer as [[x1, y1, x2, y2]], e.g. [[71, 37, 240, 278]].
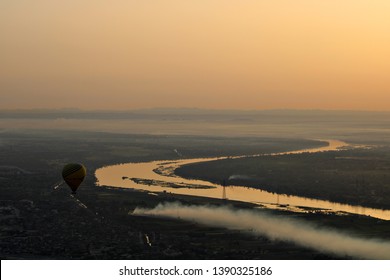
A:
[[176, 147, 390, 210], [1, 129, 390, 259]]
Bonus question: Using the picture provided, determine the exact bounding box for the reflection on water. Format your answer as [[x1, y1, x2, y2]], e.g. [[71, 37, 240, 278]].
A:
[[95, 140, 390, 220]]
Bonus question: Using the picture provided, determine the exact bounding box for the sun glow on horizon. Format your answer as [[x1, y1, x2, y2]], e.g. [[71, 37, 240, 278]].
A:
[[1, 1, 390, 111]]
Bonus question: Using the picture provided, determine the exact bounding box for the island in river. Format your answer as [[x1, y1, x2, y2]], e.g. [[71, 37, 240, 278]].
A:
[[2, 129, 390, 259], [96, 139, 390, 220]]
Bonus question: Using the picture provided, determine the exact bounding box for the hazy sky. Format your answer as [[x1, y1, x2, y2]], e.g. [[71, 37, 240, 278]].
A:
[[1, 1, 390, 110]]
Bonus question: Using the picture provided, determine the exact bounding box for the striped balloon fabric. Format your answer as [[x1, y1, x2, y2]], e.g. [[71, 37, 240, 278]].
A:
[[62, 163, 86, 194]]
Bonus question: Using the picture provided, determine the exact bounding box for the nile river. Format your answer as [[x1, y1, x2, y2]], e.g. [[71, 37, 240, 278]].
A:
[[95, 140, 390, 220]]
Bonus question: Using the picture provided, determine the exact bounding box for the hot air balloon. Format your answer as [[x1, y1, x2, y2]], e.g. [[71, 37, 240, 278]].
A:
[[62, 163, 86, 194]]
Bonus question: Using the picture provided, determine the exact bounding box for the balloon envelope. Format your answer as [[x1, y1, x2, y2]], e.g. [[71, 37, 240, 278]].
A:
[[62, 163, 86, 193]]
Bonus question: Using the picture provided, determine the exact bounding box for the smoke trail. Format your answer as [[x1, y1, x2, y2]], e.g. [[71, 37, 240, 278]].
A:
[[70, 194, 88, 209], [228, 174, 253, 180], [134, 202, 390, 259], [53, 181, 64, 190]]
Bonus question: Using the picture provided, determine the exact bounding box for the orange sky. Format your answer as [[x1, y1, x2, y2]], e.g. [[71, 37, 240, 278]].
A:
[[1, 0, 390, 110]]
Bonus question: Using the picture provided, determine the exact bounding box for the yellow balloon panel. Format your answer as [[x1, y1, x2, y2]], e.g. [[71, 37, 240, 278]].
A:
[[62, 164, 86, 193]]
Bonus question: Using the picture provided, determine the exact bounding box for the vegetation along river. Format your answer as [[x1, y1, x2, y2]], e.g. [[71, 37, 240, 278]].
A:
[[95, 140, 390, 220]]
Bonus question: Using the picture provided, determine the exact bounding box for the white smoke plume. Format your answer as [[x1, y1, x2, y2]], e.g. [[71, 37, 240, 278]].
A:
[[228, 174, 253, 180], [134, 202, 390, 259]]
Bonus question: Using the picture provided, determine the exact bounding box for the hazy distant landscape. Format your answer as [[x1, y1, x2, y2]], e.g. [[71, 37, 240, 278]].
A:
[[1, 109, 390, 259], [2, 108, 390, 142]]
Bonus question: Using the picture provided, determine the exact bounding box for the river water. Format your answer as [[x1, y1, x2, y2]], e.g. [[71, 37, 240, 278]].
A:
[[95, 140, 390, 220]]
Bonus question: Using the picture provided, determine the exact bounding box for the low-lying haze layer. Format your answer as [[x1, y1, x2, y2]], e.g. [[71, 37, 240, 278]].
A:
[[134, 202, 390, 259]]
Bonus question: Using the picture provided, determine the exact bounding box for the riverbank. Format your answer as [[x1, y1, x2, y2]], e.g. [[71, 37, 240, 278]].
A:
[[96, 139, 390, 220], [1, 130, 389, 259], [176, 145, 390, 211]]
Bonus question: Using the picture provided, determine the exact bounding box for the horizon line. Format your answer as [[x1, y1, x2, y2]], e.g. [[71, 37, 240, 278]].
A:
[[1, 107, 390, 113]]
